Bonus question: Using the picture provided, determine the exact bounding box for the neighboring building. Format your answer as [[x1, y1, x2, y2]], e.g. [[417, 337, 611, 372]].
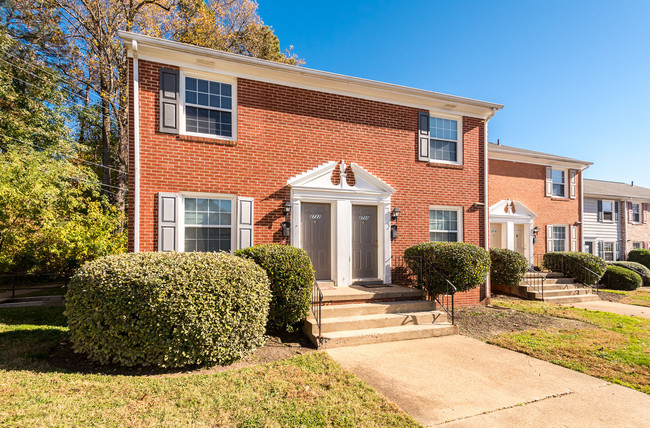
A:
[[488, 143, 592, 263], [583, 179, 650, 260], [120, 32, 502, 306]]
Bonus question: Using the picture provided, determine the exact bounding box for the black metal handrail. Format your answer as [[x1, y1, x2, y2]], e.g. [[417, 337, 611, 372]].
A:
[[0, 272, 71, 298], [521, 266, 546, 300], [556, 253, 601, 294], [392, 255, 457, 325], [311, 280, 324, 347]]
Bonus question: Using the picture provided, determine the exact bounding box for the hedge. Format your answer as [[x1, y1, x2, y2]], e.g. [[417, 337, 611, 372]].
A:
[[404, 242, 490, 298], [65, 252, 271, 368], [600, 265, 642, 291], [490, 248, 529, 287], [628, 249, 650, 270], [236, 244, 314, 332], [609, 261, 650, 286], [542, 252, 607, 285]]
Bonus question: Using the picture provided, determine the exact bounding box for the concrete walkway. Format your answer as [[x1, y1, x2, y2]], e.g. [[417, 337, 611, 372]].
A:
[[563, 300, 650, 319], [327, 336, 649, 427]]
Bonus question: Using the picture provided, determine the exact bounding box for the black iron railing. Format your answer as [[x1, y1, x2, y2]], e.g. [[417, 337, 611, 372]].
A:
[[0, 272, 71, 299], [556, 253, 601, 294], [521, 267, 546, 300], [391, 255, 457, 325], [311, 281, 324, 347]]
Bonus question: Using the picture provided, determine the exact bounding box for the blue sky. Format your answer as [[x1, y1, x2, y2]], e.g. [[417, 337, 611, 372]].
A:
[[258, 0, 650, 187]]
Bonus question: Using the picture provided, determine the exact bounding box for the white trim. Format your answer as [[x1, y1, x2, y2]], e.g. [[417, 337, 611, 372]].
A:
[[550, 168, 568, 198], [601, 199, 615, 223], [119, 32, 503, 119], [428, 205, 464, 242], [427, 113, 463, 166], [133, 40, 140, 253], [179, 69, 237, 142], [489, 200, 536, 263], [630, 202, 642, 224]]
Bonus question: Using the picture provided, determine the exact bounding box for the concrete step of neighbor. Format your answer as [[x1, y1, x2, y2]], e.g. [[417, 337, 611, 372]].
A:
[[305, 310, 449, 335]]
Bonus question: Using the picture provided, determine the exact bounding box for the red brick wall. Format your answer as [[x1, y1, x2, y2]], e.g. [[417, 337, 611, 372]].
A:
[[488, 159, 582, 257], [129, 59, 487, 306]]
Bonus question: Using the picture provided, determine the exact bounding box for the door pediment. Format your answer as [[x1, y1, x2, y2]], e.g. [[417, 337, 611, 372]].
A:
[[287, 161, 395, 197], [489, 199, 537, 221]]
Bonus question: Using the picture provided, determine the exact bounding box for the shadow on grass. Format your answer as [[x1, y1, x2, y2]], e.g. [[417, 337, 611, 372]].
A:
[[0, 306, 67, 327]]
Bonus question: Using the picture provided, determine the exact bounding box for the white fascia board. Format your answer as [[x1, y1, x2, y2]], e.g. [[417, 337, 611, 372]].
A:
[[119, 32, 503, 119], [488, 152, 592, 170], [584, 192, 650, 202]]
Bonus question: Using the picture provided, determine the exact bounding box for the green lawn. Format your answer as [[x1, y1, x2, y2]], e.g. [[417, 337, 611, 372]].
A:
[[602, 287, 650, 308], [0, 307, 419, 427], [490, 297, 650, 394]]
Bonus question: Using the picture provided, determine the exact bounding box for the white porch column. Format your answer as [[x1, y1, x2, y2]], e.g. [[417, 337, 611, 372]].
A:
[[290, 199, 301, 248], [336, 200, 352, 286], [382, 203, 392, 284], [506, 221, 516, 250]]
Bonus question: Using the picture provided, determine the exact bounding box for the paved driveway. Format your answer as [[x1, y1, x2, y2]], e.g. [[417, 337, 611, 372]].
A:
[[563, 300, 650, 319], [327, 336, 649, 427]]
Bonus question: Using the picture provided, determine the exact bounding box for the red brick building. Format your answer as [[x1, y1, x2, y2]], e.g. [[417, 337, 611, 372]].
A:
[[488, 143, 592, 264], [121, 32, 502, 306]]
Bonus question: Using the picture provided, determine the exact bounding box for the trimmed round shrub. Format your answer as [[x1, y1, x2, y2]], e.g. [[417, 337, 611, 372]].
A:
[[490, 248, 529, 287], [600, 265, 642, 291], [628, 249, 650, 270], [65, 252, 271, 368], [543, 252, 606, 285], [404, 242, 490, 297], [609, 261, 650, 286], [236, 244, 314, 332]]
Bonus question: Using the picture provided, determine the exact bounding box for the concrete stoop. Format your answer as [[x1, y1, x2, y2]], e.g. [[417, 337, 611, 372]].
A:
[[514, 272, 601, 304], [304, 285, 457, 349]]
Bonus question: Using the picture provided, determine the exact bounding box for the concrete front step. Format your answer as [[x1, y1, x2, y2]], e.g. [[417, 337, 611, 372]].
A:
[[320, 284, 425, 304], [527, 288, 594, 300], [312, 300, 436, 318], [520, 277, 575, 285], [524, 272, 564, 279], [518, 283, 582, 292], [313, 323, 458, 349], [542, 294, 602, 304], [305, 310, 448, 335]]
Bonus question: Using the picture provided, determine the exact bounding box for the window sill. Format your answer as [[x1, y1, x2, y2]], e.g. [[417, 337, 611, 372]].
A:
[[427, 161, 463, 170], [176, 134, 237, 147], [550, 197, 571, 201]]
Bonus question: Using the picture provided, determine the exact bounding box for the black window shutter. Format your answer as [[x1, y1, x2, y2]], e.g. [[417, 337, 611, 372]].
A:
[[159, 68, 179, 134], [418, 112, 430, 161], [614, 201, 620, 221], [597, 200, 603, 222]]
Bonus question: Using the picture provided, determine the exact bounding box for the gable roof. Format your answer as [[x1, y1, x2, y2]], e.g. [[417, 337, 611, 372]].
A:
[[584, 179, 650, 201], [488, 143, 592, 169], [119, 31, 503, 119]]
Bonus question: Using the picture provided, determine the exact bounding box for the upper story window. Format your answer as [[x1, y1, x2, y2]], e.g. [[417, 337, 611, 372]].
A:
[[429, 206, 462, 242], [430, 117, 459, 163], [602, 200, 614, 221], [551, 169, 565, 197], [631, 203, 641, 223], [418, 113, 462, 165], [184, 77, 233, 138]]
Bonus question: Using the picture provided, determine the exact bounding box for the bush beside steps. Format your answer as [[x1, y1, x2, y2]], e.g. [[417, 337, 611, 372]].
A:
[[489, 248, 529, 294], [65, 252, 271, 368], [608, 261, 650, 286], [600, 265, 642, 291]]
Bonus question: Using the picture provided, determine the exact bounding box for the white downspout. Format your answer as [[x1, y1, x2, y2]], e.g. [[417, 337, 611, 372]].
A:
[[132, 40, 141, 253], [484, 107, 497, 304]]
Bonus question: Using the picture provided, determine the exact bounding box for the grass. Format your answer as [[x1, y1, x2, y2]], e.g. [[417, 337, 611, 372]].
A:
[[0, 307, 419, 427], [600, 287, 650, 307], [490, 297, 650, 394]]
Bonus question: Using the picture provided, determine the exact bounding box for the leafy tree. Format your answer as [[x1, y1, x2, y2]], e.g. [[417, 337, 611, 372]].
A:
[[0, 146, 126, 274]]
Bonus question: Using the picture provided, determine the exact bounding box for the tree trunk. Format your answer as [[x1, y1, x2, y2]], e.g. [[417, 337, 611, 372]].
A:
[[100, 73, 112, 196]]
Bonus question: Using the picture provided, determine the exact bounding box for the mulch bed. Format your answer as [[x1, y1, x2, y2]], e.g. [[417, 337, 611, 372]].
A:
[[48, 331, 316, 377], [455, 295, 593, 341]]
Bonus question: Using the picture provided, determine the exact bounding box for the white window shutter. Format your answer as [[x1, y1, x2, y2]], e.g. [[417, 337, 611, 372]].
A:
[[569, 170, 577, 199], [546, 225, 553, 252], [545, 167, 553, 197], [570, 225, 578, 252], [644, 203, 649, 224], [158, 193, 178, 252], [418, 112, 430, 161], [237, 197, 254, 249]]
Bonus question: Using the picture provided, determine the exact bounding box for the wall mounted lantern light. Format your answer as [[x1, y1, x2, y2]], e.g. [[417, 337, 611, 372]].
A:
[[532, 226, 540, 244], [390, 207, 400, 240], [281, 202, 291, 237]]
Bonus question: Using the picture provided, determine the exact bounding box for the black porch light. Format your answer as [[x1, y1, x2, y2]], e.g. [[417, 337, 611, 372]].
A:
[[391, 207, 401, 221]]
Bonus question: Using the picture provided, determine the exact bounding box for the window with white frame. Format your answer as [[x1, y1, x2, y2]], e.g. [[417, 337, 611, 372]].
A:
[[429, 207, 462, 242], [584, 241, 594, 255], [551, 169, 566, 197], [184, 76, 233, 137], [632, 203, 641, 223], [184, 197, 232, 252], [632, 242, 643, 250], [602, 200, 614, 221], [429, 116, 460, 163], [551, 226, 566, 252], [602, 241, 615, 261]]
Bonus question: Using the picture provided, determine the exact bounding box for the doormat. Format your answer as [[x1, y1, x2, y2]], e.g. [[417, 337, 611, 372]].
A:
[[357, 283, 387, 288]]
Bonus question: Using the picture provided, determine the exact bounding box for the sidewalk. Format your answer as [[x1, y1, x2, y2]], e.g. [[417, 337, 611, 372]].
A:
[[563, 300, 650, 319], [327, 336, 649, 427]]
